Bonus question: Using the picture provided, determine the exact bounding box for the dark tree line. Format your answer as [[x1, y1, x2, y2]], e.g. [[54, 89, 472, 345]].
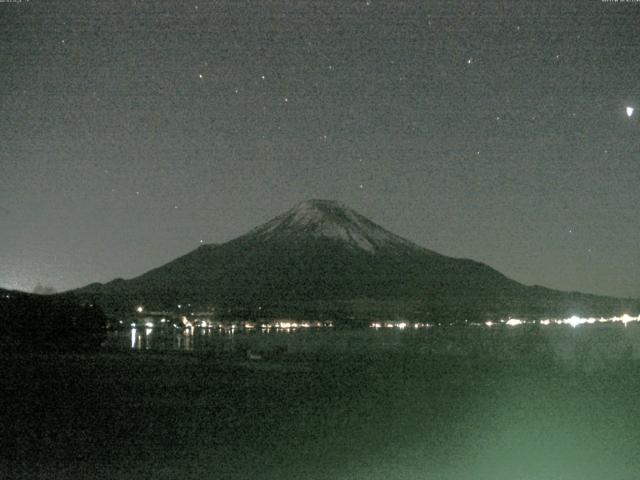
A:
[[0, 291, 107, 351]]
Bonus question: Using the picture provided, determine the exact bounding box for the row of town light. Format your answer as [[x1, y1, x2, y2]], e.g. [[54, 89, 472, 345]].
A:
[[372, 315, 640, 330], [496, 314, 640, 328], [136, 306, 639, 331]]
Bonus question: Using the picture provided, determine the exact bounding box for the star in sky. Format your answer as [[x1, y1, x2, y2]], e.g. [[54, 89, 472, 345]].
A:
[[1, 0, 639, 298]]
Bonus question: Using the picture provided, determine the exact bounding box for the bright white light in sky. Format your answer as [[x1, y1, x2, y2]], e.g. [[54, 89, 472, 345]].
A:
[[626, 106, 634, 117]]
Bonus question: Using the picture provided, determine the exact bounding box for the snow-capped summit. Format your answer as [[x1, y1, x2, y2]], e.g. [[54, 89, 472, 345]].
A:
[[247, 199, 428, 253]]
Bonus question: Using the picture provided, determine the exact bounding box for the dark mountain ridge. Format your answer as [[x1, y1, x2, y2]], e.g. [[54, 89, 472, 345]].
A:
[[73, 200, 639, 322]]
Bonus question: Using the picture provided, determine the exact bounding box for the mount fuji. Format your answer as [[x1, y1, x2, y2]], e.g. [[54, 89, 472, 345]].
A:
[[73, 200, 638, 322]]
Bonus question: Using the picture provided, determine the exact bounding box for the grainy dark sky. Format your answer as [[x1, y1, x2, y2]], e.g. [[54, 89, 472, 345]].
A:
[[1, 0, 638, 298]]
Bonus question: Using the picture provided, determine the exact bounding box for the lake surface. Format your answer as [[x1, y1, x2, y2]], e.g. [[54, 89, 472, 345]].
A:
[[107, 321, 640, 368], [4, 322, 640, 480]]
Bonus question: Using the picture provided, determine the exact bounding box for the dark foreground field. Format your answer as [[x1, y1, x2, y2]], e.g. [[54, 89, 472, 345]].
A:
[[3, 347, 640, 480]]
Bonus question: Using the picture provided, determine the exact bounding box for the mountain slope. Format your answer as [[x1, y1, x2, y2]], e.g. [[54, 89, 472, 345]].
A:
[[74, 200, 639, 321]]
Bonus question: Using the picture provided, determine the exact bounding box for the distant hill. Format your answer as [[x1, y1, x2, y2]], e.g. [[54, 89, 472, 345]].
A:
[[73, 199, 639, 322], [0, 288, 107, 351]]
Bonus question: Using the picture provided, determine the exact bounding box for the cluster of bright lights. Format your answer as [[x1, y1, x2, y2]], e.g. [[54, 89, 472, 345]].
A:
[[370, 322, 431, 329], [131, 318, 333, 332], [492, 314, 640, 328], [264, 321, 331, 330], [129, 311, 640, 333]]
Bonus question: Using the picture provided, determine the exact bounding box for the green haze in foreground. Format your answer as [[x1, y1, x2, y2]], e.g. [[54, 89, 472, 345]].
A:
[[3, 342, 640, 480]]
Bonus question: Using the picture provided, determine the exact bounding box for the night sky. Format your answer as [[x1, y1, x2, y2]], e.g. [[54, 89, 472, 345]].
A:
[[1, 0, 639, 298]]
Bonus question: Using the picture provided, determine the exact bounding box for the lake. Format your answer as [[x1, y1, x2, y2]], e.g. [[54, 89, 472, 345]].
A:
[[107, 321, 640, 369], [3, 322, 640, 479]]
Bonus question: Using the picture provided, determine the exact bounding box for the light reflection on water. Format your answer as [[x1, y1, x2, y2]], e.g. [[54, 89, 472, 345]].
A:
[[114, 325, 408, 353], [108, 321, 640, 369], [119, 314, 640, 357]]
